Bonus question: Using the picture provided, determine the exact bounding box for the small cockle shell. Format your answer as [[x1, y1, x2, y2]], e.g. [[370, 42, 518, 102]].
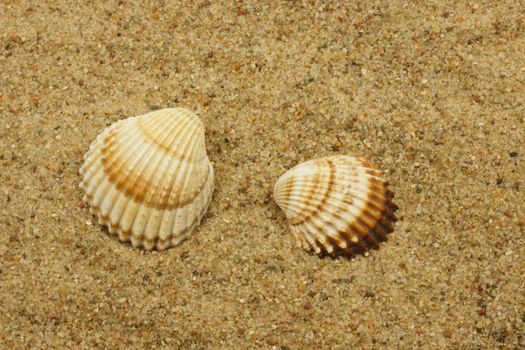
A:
[[273, 155, 398, 258], [79, 107, 214, 251]]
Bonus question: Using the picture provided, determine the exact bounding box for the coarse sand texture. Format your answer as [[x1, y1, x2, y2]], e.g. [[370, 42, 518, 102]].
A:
[[1, 1, 524, 349]]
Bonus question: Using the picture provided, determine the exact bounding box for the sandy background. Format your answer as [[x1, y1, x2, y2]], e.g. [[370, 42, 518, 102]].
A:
[[1, 1, 524, 349]]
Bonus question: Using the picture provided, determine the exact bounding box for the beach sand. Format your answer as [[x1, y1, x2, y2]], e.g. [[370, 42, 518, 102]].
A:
[[1, 1, 524, 349]]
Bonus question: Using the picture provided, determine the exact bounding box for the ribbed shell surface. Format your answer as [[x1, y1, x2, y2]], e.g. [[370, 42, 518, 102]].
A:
[[273, 155, 397, 258], [79, 108, 214, 250]]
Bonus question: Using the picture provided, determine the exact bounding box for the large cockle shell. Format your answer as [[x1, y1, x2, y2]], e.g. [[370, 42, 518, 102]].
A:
[[273, 155, 398, 258], [79, 108, 214, 251]]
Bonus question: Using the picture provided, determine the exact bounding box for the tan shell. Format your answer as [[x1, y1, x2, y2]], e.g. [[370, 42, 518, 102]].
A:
[[79, 107, 214, 250], [273, 155, 398, 258]]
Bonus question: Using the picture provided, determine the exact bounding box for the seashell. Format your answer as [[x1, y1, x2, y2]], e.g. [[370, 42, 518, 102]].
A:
[[79, 107, 214, 251], [273, 155, 398, 258]]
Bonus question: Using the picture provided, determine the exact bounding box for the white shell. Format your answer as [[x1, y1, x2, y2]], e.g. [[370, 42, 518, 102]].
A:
[[79, 107, 214, 251], [273, 155, 397, 258]]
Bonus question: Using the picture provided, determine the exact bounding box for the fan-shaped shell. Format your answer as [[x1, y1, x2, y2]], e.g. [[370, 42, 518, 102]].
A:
[[273, 155, 398, 258], [79, 107, 214, 251]]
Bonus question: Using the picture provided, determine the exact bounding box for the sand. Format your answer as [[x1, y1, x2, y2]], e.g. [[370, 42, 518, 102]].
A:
[[1, 1, 524, 349]]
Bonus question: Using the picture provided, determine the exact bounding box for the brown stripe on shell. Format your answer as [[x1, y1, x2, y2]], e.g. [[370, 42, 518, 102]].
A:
[[101, 130, 119, 155], [367, 179, 388, 198], [274, 155, 398, 259], [362, 207, 381, 222], [79, 108, 214, 252], [136, 111, 201, 160], [152, 119, 208, 211], [384, 191, 398, 218], [287, 171, 321, 224], [355, 178, 397, 251], [278, 174, 297, 208], [119, 230, 131, 238], [357, 210, 379, 230], [311, 219, 346, 252], [315, 223, 369, 258], [310, 222, 366, 258], [366, 191, 387, 208], [358, 159, 377, 169], [368, 200, 398, 242], [365, 167, 383, 177], [313, 169, 398, 259], [317, 235, 343, 257], [139, 120, 186, 158], [289, 160, 336, 226], [356, 216, 381, 249], [313, 203, 397, 259], [371, 221, 389, 241], [99, 139, 211, 211]]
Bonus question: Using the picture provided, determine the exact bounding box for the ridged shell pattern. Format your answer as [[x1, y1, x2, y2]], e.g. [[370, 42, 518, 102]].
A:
[[79, 108, 214, 250], [273, 155, 397, 258]]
